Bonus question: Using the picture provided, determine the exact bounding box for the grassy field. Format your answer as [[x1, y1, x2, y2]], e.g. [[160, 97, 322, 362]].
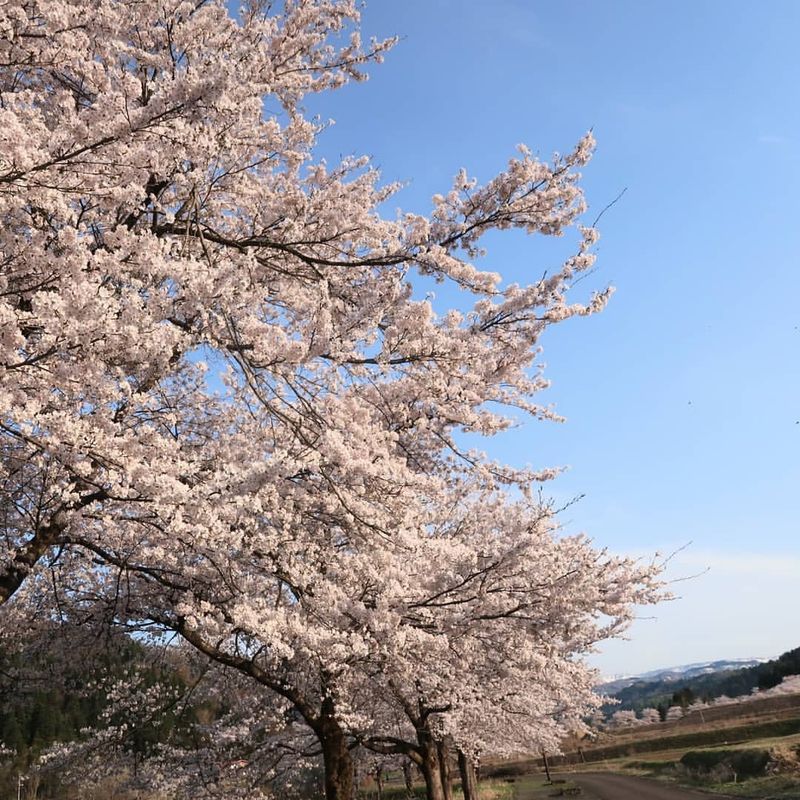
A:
[[552, 731, 800, 798], [377, 776, 580, 800], [363, 778, 515, 800], [504, 776, 581, 799]]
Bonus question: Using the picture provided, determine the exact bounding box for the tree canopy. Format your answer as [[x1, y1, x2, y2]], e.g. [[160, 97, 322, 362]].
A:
[[0, 2, 663, 798]]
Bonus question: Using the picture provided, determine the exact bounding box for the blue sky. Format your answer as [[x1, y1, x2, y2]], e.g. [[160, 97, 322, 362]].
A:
[[302, 1, 800, 675]]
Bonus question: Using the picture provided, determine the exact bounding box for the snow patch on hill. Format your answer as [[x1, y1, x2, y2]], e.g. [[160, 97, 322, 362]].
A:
[[598, 658, 770, 694]]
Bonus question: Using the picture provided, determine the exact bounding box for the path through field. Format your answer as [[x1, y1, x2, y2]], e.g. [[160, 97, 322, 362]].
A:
[[512, 772, 731, 800]]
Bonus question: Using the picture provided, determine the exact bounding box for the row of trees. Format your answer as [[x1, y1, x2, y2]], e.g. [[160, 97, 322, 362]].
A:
[[0, 1, 662, 797], [604, 675, 800, 732], [604, 704, 694, 730]]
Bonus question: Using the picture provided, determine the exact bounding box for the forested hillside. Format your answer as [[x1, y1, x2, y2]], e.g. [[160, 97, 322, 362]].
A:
[[607, 646, 800, 713], [0, 634, 195, 798]]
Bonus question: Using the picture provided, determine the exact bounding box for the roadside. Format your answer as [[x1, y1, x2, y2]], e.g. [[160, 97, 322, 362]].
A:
[[558, 735, 800, 798], [506, 773, 721, 800], [484, 712, 800, 800]]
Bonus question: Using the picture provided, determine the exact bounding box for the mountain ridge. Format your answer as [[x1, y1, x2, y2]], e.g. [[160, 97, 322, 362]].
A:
[[599, 646, 800, 712], [599, 657, 769, 695]]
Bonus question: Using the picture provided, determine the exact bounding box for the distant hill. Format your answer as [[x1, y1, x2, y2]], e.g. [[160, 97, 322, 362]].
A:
[[602, 646, 800, 713], [599, 658, 767, 695]]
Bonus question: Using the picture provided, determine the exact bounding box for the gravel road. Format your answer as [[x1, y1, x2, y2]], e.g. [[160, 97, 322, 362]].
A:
[[565, 772, 730, 800]]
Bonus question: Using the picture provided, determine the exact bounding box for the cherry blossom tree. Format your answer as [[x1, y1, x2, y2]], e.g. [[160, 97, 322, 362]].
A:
[[767, 675, 800, 695], [711, 695, 736, 706], [0, 1, 663, 798], [0, 0, 602, 612], [1, 0, 401, 608], [608, 710, 640, 729], [353, 491, 662, 799], [34, 646, 321, 800], [640, 707, 662, 725], [34, 491, 660, 800], [665, 705, 685, 722]]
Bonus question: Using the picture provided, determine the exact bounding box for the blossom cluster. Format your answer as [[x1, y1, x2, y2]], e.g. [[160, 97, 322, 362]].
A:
[[0, 2, 663, 798]]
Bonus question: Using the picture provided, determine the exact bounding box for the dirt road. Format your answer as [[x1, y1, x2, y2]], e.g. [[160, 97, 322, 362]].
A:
[[565, 772, 730, 799]]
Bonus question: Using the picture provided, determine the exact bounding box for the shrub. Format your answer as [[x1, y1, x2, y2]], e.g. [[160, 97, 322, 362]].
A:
[[679, 748, 770, 780]]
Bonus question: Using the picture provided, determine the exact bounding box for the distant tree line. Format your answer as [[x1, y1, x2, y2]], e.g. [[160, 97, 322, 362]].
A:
[[606, 646, 800, 714]]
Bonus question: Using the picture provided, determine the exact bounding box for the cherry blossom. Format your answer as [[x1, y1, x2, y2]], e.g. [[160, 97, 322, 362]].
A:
[[0, 2, 662, 798]]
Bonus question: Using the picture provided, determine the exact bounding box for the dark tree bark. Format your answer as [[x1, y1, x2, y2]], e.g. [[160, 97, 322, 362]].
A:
[[417, 731, 445, 800], [437, 740, 454, 800], [318, 697, 355, 800], [358, 694, 452, 800], [0, 490, 106, 606], [457, 750, 479, 800]]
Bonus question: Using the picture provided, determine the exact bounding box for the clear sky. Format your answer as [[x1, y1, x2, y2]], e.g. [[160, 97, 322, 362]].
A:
[[302, 1, 800, 676]]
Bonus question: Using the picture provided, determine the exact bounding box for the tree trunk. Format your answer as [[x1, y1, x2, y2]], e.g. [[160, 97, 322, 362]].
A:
[[403, 760, 415, 796], [375, 765, 384, 800], [541, 749, 551, 783], [457, 750, 480, 800], [318, 701, 355, 800], [437, 740, 454, 800], [417, 733, 445, 800]]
